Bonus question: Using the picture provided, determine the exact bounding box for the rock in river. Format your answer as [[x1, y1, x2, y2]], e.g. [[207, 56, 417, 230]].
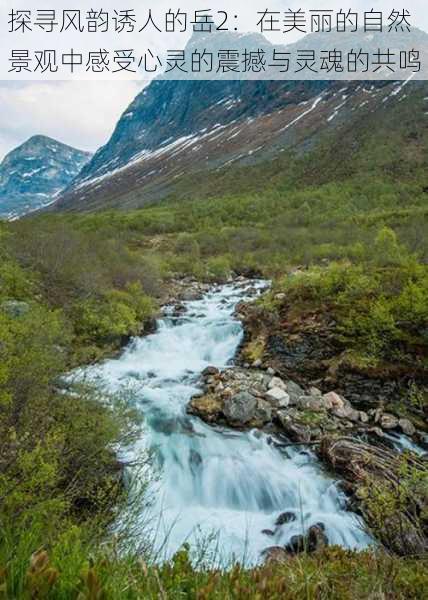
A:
[[223, 391, 257, 425]]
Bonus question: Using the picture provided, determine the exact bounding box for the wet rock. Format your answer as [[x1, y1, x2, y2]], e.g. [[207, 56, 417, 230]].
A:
[[202, 366, 219, 377], [380, 413, 399, 430], [307, 523, 329, 552], [172, 303, 186, 316], [285, 535, 306, 554], [143, 317, 158, 334], [261, 546, 289, 564], [261, 529, 275, 536], [189, 449, 203, 468], [187, 394, 223, 423], [266, 387, 290, 408], [398, 418, 416, 437], [275, 511, 296, 526], [223, 391, 257, 425]]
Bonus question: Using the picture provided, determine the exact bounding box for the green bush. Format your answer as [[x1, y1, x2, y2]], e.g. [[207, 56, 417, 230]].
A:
[[206, 256, 231, 281]]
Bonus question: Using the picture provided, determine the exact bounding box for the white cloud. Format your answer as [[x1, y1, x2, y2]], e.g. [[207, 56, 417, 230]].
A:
[[0, 80, 146, 160]]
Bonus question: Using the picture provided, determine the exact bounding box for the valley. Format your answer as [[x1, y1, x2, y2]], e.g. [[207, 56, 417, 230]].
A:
[[0, 67, 427, 597]]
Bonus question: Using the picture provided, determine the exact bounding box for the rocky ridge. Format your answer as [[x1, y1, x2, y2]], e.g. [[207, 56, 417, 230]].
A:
[[0, 136, 91, 219], [188, 364, 419, 445]]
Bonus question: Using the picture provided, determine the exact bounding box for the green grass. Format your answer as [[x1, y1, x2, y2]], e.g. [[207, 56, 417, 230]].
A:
[[0, 82, 427, 597]]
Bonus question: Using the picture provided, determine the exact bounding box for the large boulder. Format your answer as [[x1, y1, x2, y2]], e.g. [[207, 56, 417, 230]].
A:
[[254, 399, 273, 425], [187, 394, 223, 423], [285, 535, 306, 554], [202, 366, 220, 377], [319, 436, 428, 556], [275, 511, 296, 526], [307, 523, 329, 552], [223, 391, 257, 425], [286, 380, 305, 404], [266, 387, 290, 408]]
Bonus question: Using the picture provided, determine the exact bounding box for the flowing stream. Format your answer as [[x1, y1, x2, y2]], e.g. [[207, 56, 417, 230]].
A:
[[82, 280, 372, 565]]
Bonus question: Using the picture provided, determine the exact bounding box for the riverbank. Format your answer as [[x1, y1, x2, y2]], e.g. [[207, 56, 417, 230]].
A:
[[1, 274, 428, 598], [1, 215, 427, 596], [187, 279, 428, 559]]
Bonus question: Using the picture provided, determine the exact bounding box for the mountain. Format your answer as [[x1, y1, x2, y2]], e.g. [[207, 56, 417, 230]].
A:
[[52, 30, 428, 213], [0, 136, 91, 219]]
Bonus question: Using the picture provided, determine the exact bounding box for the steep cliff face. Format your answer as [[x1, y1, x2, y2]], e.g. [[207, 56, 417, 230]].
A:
[[68, 78, 331, 185], [52, 78, 401, 212], [0, 135, 91, 219]]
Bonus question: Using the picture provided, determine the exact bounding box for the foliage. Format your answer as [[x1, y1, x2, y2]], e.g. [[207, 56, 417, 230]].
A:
[[0, 90, 427, 595], [1, 543, 428, 599], [362, 455, 428, 556], [270, 244, 428, 368]]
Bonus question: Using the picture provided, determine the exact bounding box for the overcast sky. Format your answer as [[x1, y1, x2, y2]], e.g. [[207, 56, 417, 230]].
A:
[[0, 81, 146, 161]]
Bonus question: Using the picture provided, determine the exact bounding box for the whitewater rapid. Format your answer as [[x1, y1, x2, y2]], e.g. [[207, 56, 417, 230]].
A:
[[81, 280, 372, 565]]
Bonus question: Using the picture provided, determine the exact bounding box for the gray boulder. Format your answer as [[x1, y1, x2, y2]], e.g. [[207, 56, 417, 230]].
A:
[[266, 387, 290, 408], [286, 380, 305, 404], [268, 376, 287, 391], [223, 391, 257, 425], [255, 400, 273, 424]]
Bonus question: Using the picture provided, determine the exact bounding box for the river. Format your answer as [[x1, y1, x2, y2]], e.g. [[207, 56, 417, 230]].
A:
[[81, 280, 372, 565]]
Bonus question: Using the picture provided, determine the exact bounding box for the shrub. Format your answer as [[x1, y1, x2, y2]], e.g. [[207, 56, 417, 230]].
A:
[[206, 256, 231, 281]]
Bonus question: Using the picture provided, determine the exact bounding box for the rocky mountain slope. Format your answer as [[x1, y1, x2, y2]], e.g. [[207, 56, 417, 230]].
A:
[[50, 27, 428, 213], [52, 76, 426, 212], [0, 136, 91, 219]]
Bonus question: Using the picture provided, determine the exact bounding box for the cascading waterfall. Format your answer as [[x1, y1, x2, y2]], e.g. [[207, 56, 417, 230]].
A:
[[81, 280, 373, 565]]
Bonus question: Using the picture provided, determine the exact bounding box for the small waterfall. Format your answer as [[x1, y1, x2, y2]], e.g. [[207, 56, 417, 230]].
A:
[[82, 281, 372, 564]]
